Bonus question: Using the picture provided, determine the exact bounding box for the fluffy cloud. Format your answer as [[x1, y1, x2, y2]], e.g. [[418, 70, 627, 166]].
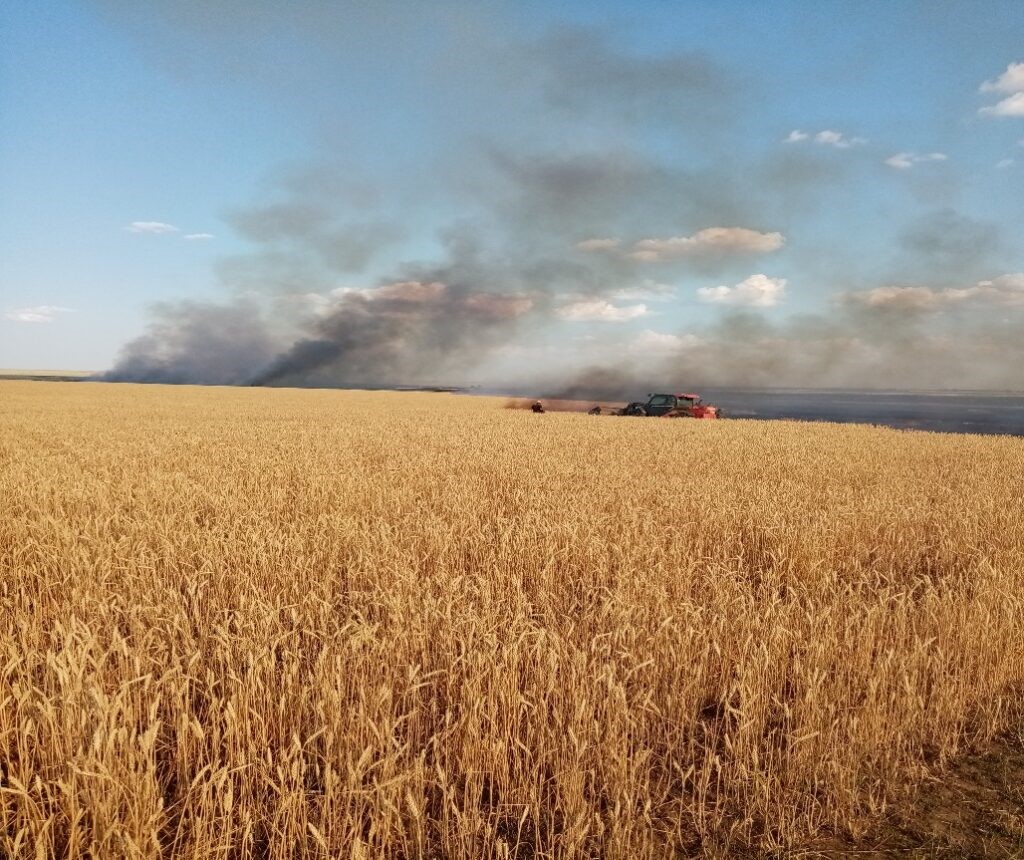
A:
[[979, 63, 1024, 117], [697, 274, 787, 307], [577, 226, 782, 260], [126, 221, 179, 234], [979, 92, 1024, 117], [786, 129, 865, 147], [4, 305, 75, 323], [986, 273, 1024, 289], [577, 227, 784, 262], [842, 274, 1024, 311], [556, 299, 649, 321], [980, 62, 1024, 94], [184, 233, 216, 240], [884, 152, 948, 169], [631, 228, 784, 261], [997, 158, 1015, 169]]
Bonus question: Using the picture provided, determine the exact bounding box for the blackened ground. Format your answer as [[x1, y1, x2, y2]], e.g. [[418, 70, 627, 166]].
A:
[[511, 387, 1024, 436], [700, 389, 1024, 436]]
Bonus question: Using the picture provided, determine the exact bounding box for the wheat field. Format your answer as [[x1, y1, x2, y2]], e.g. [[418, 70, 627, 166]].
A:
[[2, 380, 1023, 858]]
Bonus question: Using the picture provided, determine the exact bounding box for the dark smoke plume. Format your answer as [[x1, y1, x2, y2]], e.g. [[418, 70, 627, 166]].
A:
[[100, 5, 1024, 394], [251, 281, 535, 387], [103, 301, 277, 386]]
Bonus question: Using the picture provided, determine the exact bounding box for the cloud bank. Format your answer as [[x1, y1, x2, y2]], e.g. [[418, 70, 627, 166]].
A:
[[577, 227, 785, 262], [697, 274, 787, 307]]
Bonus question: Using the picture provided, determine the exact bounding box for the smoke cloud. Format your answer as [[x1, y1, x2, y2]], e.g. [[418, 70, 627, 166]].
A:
[[104, 301, 277, 386], [100, 4, 1024, 393]]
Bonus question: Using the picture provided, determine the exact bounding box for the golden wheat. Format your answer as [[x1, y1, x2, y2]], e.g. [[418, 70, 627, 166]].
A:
[[2, 380, 1023, 858]]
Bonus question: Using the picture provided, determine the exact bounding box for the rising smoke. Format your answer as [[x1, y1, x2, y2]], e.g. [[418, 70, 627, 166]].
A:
[[101, 3, 1024, 393]]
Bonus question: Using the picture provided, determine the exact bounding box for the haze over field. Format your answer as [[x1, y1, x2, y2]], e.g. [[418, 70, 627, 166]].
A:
[[2, 2, 1023, 393]]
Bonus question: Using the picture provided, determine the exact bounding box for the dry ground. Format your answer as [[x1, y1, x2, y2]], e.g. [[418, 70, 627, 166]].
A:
[[804, 734, 1024, 858], [2, 381, 1024, 858]]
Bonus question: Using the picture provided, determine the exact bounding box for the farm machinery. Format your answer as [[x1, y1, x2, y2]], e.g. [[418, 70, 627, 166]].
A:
[[595, 393, 721, 418]]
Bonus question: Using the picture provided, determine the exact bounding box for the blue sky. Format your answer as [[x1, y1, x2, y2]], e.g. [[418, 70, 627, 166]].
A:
[[2, 1, 1023, 389]]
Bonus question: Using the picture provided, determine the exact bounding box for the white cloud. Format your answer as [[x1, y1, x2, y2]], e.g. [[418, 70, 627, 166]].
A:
[[979, 92, 1024, 117], [842, 275, 1024, 311], [980, 62, 1024, 94], [884, 152, 948, 169], [556, 300, 649, 322], [697, 274, 787, 307], [576, 227, 784, 262], [184, 233, 215, 240], [628, 227, 784, 262], [786, 129, 865, 147], [126, 221, 179, 234], [979, 65, 1024, 116], [985, 273, 1024, 289], [5, 305, 76, 323], [996, 158, 1015, 169], [814, 130, 866, 148]]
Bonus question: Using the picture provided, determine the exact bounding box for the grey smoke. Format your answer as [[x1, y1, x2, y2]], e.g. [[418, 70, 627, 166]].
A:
[[99, 6, 1023, 393], [103, 301, 278, 386], [549, 299, 1024, 397], [896, 209, 1003, 284], [526, 26, 735, 134]]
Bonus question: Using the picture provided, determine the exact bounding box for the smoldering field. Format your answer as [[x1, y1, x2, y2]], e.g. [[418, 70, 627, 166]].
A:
[[3, 380, 1024, 858]]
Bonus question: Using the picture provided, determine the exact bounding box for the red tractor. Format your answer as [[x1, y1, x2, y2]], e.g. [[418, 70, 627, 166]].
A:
[[617, 393, 721, 419]]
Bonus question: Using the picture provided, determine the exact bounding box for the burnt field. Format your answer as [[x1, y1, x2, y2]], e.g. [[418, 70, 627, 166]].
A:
[[509, 387, 1024, 436], [700, 388, 1024, 436]]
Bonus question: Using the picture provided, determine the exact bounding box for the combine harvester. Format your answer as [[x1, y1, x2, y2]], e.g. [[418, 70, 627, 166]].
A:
[[529, 392, 722, 418], [551, 393, 721, 418], [611, 392, 721, 418]]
